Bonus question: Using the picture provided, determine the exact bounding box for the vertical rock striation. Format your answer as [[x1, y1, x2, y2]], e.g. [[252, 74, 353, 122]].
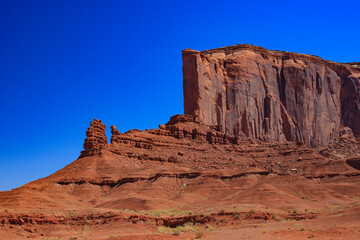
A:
[[183, 44, 360, 147]]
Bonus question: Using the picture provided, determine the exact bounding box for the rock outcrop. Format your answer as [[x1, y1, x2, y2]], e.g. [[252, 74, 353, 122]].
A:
[[80, 119, 107, 158], [183, 44, 360, 147]]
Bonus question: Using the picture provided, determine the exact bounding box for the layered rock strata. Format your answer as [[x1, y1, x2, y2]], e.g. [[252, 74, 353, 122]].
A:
[[182, 44, 360, 146], [80, 119, 107, 157], [72, 115, 360, 182]]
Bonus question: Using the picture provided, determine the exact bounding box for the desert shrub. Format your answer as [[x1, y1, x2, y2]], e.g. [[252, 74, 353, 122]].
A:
[[272, 214, 281, 222], [145, 220, 155, 225], [216, 218, 227, 225], [218, 209, 225, 215], [157, 226, 172, 234], [172, 228, 181, 236], [205, 224, 213, 231], [195, 229, 204, 238], [246, 209, 255, 218]]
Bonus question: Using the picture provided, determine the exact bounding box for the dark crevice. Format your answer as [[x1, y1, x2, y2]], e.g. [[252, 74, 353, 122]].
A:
[[56, 171, 273, 188], [316, 72, 322, 95], [279, 67, 287, 108], [56, 172, 202, 188], [264, 94, 271, 119], [216, 93, 223, 131], [276, 63, 287, 108], [346, 158, 360, 170]]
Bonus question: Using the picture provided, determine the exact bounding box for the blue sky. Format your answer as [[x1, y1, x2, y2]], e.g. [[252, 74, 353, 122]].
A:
[[0, 0, 359, 191]]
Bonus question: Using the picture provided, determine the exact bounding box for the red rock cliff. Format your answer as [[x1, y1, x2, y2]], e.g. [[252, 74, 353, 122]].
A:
[[183, 44, 360, 147]]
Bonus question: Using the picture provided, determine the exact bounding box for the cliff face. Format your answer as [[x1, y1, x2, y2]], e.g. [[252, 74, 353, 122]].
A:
[[183, 45, 360, 147]]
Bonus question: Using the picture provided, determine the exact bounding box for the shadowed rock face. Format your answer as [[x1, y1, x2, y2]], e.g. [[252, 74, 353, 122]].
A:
[[183, 44, 360, 147]]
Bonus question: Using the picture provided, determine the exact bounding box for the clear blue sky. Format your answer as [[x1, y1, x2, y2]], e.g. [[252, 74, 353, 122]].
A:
[[0, 0, 359, 191]]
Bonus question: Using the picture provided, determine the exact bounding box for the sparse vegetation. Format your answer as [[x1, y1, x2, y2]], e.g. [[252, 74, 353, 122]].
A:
[[172, 228, 181, 236], [246, 209, 255, 218], [81, 226, 89, 233], [216, 218, 227, 225], [145, 220, 156, 225], [195, 229, 204, 238], [156, 222, 203, 238], [67, 210, 76, 217], [157, 226, 171, 234], [122, 208, 195, 217], [152, 209, 162, 217], [205, 224, 213, 231], [221, 178, 229, 183], [272, 214, 281, 222]]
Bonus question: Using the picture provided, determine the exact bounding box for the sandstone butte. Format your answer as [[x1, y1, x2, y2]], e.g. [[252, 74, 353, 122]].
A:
[[0, 44, 360, 240], [183, 44, 360, 147]]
